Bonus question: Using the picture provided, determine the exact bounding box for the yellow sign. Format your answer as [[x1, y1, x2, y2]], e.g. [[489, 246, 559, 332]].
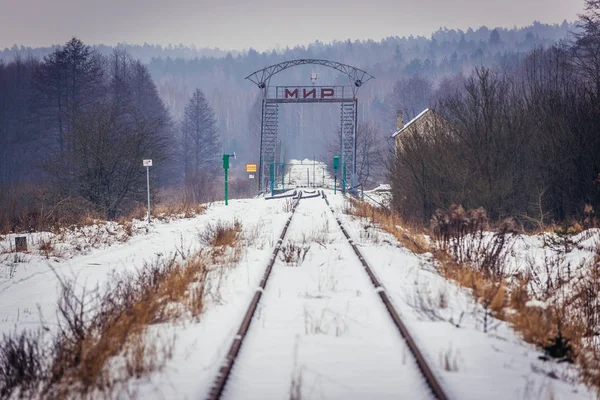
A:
[[246, 163, 257, 173]]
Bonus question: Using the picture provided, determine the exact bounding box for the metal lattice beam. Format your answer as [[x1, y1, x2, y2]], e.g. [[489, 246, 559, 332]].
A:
[[245, 59, 374, 95]]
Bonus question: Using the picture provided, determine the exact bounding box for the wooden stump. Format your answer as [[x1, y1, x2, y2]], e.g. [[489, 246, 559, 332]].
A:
[[15, 236, 27, 252]]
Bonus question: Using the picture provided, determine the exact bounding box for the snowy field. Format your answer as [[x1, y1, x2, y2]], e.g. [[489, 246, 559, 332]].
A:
[[0, 169, 597, 398]]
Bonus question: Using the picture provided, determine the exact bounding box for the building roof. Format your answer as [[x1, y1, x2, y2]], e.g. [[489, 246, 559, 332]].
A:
[[391, 108, 430, 138]]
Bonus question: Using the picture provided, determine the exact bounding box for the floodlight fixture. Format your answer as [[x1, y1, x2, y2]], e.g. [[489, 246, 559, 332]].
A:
[[311, 72, 318, 85]]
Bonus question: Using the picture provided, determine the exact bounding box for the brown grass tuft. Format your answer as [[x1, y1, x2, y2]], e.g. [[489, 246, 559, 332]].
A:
[[47, 252, 210, 397], [345, 199, 429, 254], [0, 249, 210, 398], [199, 219, 242, 248]]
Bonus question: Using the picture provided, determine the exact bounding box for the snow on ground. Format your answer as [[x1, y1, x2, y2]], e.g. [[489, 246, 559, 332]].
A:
[[2, 187, 597, 399], [0, 198, 289, 342], [279, 159, 335, 190], [223, 195, 433, 400], [0, 219, 148, 279], [363, 183, 392, 208], [505, 229, 599, 299], [328, 193, 596, 400]]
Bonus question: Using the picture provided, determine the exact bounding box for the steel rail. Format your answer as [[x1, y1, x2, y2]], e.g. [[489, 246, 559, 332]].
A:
[[323, 194, 450, 400], [207, 191, 303, 400]]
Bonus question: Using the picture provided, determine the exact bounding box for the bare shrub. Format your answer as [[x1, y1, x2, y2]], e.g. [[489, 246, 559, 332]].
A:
[[430, 204, 488, 263], [303, 308, 348, 337], [345, 199, 429, 254], [0, 249, 211, 398], [282, 198, 296, 213], [406, 284, 446, 322], [359, 222, 381, 244], [198, 219, 242, 248], [279, 242, 310, 267], [0, 185, 102, 235], [0, 330, 46, 399], [39, 238, 54, 259], [573, 246, 600, 393], [289, 336, 303, 400], [440, 345, 460, 372], [152, 202, 206, 221]]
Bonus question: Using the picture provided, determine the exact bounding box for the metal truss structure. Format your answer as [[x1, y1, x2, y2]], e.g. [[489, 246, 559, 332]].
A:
[[246, 60, 374, 193]]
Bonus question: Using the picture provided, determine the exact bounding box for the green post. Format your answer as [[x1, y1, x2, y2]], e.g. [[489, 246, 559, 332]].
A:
[[333, 156, 339, 195], [222, 154, 230, 205], [225, 168, 229, 205]]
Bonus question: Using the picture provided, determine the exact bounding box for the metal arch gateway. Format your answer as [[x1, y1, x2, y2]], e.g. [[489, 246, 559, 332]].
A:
[[245, 59, 374, 94], [246, 59, 374, 193]]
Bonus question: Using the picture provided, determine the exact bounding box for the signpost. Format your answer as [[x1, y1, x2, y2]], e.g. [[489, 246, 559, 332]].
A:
[[333, 156, 339, 194], [246, 164, 257, 180], [223, 153, 236, 205], [143, 159, 152, 223]]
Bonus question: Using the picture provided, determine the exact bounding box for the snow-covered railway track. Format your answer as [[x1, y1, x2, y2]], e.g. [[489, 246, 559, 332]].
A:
[[323, 194, 449, 400], [208, 190, 303, 399], [208, 190, 445, 400]]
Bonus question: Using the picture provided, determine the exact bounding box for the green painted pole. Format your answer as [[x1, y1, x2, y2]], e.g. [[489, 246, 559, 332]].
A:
[[225, 168, 228, 206]]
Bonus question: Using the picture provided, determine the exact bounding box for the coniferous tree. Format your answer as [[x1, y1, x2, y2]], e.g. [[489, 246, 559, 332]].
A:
[[179, 88, 220, 202]]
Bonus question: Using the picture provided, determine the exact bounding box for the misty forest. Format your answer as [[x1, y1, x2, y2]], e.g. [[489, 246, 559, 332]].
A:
[[3, 17, 598, 229], [2, 0, 600, 399]]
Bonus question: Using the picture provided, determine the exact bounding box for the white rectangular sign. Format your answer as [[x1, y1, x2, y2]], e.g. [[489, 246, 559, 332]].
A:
[[249, 174, 255, 179], [143, 159, 153, 167]]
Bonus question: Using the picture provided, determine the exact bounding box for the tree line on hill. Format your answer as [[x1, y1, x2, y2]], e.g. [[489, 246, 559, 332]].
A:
[[0, 18, 591, 231]]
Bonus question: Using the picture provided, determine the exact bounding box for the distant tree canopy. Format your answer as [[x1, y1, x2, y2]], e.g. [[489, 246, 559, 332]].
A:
[[0, 19, 594, 229]]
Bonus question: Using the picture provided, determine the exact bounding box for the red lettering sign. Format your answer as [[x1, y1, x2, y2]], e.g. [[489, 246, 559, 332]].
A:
[[321, 88, 334, 98], [284, 88, 299, 98], [281, 87, 338, 100], [303, 88, 316, 99]]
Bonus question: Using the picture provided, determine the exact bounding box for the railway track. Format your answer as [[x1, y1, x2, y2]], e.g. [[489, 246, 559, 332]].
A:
[[208, 190, 449, 400]]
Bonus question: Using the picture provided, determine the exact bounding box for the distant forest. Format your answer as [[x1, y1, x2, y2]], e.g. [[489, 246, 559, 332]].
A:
[[3, 18, 596, 231], [1, 21, 576, 166]]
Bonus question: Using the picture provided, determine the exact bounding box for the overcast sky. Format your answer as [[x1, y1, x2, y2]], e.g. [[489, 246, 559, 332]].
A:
[[0, 0, 584, 51]]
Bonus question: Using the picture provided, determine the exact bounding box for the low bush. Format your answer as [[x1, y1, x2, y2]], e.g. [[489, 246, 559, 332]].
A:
[[198, 219, 242, 248], [0, 251, 210, 398]]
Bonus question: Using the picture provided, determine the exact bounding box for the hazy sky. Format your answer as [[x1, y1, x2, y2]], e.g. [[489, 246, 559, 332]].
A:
[[0, 0, 584, 51]]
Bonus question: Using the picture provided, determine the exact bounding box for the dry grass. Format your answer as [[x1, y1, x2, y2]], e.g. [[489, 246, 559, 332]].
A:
[[198, 219, 242, 248], [0, 184, 206, 236], [349, 197, 600, 393], [0, 250, 210, 398], [344, 199, 429, 254], [152, 202, 207, 221], [38, 238, 55, 259], [440, 345, 460, 372], [279, 241, 311, 267], [45, 252, 210, 398]]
